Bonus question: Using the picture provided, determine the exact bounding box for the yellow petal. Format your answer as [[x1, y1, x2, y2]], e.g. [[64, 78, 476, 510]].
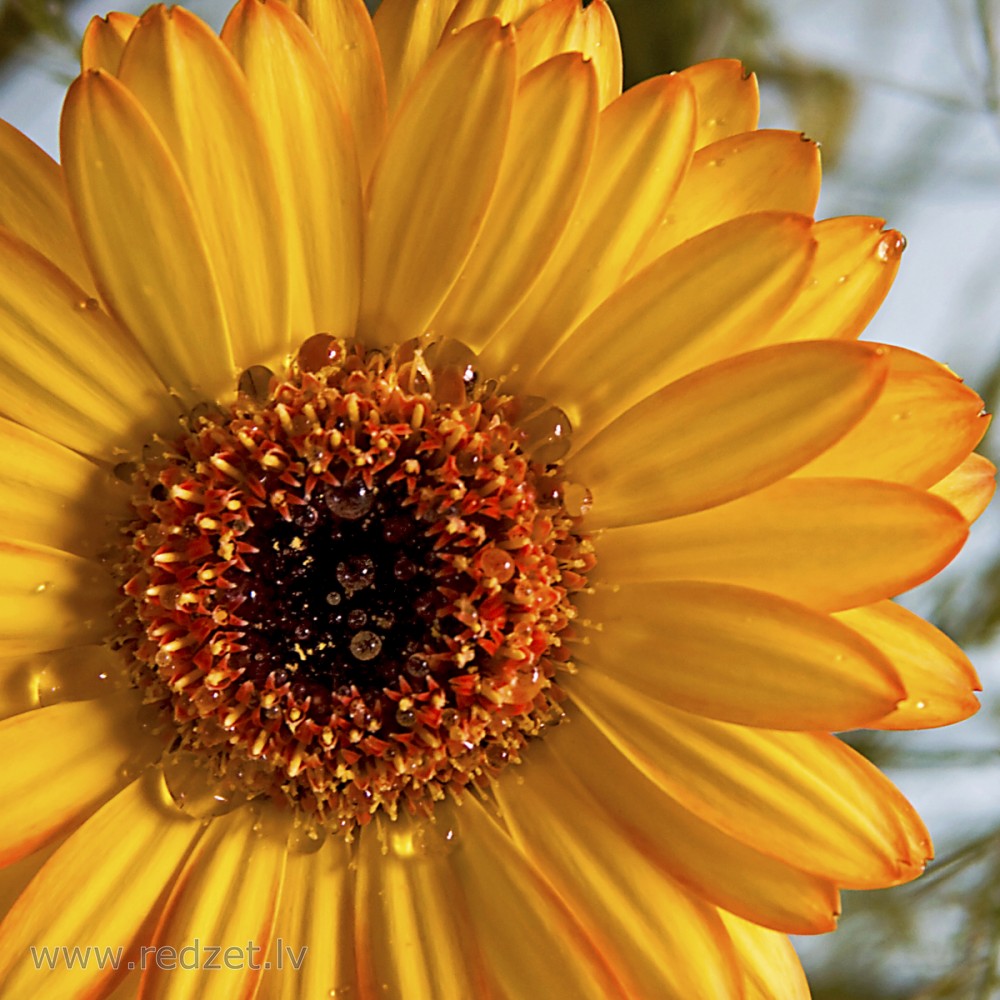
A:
[[483, 72, 696, 375], [798, 344, 988, 486], [259, 840, 355, 1000], [545, 715, 842, 933], [0, 772, 202, 1000], [443, 0, 546, 33], [139, 806, 287, 1000], [569, 341, 888, 528], [0, 541, 114, 654], [930, 452, 996, 522], [680, 58, 759, 148], [373, 0, 458, 115], [0, 416, 127, 556], [594, 477, 969, 612], [495, 756, 744, 999], [441, 796, 631, 998], [516, 0, 622, 107], [0, 121, 93, 292], [118, 6, 290, 369], [0, 692, 155, 867], [575, 580, 903, 730], [81, 12, 138, 73], [359, 19, 516, 344], [632, 129, 821, 274], [0, 230, 176, 460], [571, 673, 932, 889], [532, 212, 815, 444], [355, 814, 492, 998], [282, 0, 387, 181], [836, 600, 981, 730], [717, 911, 810, 1000], [60, 70, 233, 402], [222, 0, 363, 343], [431, 51, 598, 347], [766, 217, 905, 343]]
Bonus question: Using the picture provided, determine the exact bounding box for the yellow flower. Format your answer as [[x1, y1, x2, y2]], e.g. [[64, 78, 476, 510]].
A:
[[0, 0, 993, 997]]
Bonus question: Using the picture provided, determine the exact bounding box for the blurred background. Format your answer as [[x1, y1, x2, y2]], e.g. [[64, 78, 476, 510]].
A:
[[1, 0, 998, 996]]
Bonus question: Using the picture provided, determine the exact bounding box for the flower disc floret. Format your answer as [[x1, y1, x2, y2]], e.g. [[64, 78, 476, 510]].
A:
[[115, 337, 594, 834]]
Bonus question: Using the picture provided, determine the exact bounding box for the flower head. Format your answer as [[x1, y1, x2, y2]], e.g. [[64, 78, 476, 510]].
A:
[[0, 0, 993, 997]]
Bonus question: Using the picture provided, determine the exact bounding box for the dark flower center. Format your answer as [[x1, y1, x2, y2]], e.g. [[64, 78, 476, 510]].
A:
[[113, 336, 594, 836]]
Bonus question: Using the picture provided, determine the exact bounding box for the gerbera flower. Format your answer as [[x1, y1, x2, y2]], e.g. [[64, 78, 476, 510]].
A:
[[0, 0, 992, 996]]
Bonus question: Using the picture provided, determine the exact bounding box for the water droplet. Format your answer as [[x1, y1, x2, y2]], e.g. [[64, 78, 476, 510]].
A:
[[238, 365, 275, 403], [113, 460, 138, 483], [406, 654, 430, 678], [76, 297, 100, 311], [324, 481, 374, 520], [33, 580, 52, 594], [485, 744, 509, 767], [337, 555, 375, 595], [519, 405, 573, 464], [876, 230, 906, 262], [350, 630, 382, 661], [347, 609, 367, 630], [563, 482, 593, 516], [915, 700, 927, 710], [297, 333, 344, 372], [288, 822, 329, 854], [395, 706, 417, 727], [162, 751, 250, 819], [326, 591, 342, 606]]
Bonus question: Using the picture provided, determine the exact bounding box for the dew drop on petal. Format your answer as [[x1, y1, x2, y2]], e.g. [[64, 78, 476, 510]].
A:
[[350, 630, 382, 661]]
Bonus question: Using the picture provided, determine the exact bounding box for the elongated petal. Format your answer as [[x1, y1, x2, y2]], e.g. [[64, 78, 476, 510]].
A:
[[516, 0, 622, 107], [931, 452, 996, 521], [222, 0, 363, 343], [766, 217, 905, 343], [798, 345, 988, 486], [594, 477, 969, 611], [283, 0, 387, 180], [0, 541, 114, 654], [432, 52, 598, 346], [61, 70, 233, 401], [0, 417, 126, 556], [118, 6, 289, 368], [680, 58, 759, 148], [0, 121, 92, 291], [0, 230, 176, 460], [718, 911, 810, 1000], [575, 580, 903, 730], [259, 840, 355, 1000], [496, 761, 743, 999], [0, 693, 156, 866], [533, 212, 815, 443], [571, 673, 931, 888], [632, 129, 821, 273], [484, 72, 696, 374], [569, 341, 888, 528], [139, 807, 286, 1000], [373, 0, 458, 115], [444, 0, 546, 33], [0, 773, 202, 1000], [441, 797, 630, 998], [836, 600, 981, 729], [359, 19, 515, 343], [81, 12, 138, 73], [544, 716, 842, 933], [355, 815, 493, 998]]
